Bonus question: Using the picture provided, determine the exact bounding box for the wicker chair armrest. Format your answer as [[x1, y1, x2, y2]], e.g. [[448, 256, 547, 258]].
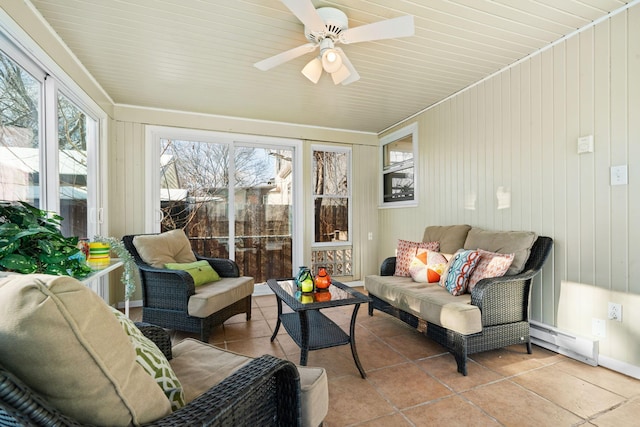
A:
[[136, 265, 196, 310], [380, 257, 396, 276], [136, 322, 172, 360], [471, 272, 534, 327], [195, 255, 240, 278], [144, 355, 301, 426]]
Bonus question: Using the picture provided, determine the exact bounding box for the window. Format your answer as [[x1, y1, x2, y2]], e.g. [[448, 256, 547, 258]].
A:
[[0, 33, 102, 239], [380, 123, 417, 206], [312, 147, 350, 244], [311, 146, 352, 277], [0, 48, 42, 207], [58, 94, 94, 238]]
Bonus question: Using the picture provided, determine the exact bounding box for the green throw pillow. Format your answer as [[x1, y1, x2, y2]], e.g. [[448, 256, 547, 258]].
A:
[[109, 307, 186, 411], [165, 260, 220, 286]]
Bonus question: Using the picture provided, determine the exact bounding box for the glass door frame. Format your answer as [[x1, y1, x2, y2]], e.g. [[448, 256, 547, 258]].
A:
[[145, 125, 304, 276]]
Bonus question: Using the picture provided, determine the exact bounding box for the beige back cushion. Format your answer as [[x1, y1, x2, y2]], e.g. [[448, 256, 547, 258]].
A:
[[0, 274, 171, 426], [422, 224, 472, 254], [464, 228, 537, 275], [133, 229, 197, 268]]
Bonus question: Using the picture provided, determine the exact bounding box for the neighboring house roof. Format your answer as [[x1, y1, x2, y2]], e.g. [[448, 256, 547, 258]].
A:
[[0, 147, 87, 175]]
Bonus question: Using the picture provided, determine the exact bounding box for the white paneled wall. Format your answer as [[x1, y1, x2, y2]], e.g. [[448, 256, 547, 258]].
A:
[[377, 5, 640, 369]]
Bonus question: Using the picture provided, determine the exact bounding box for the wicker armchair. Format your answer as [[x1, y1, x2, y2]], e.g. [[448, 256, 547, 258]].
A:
[[122, 234, 253, 342], [370, 235, 553, 375], [0, 323, 302, 426]]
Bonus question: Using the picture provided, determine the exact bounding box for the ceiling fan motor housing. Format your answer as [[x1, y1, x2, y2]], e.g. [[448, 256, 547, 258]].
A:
[[305, 7, 349, 43]]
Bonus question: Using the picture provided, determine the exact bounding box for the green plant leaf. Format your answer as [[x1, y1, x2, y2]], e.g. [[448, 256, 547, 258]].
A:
[[0, 253, 38, 273], [0, 239, 19, 257], [44, 263, 66, 275], [38, 239, 55, 256], [0, 223, 21, 237]]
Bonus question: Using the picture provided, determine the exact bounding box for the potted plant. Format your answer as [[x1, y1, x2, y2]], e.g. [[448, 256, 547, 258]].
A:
[[0, 201, 93, 278], [91, 235, 136, 302]]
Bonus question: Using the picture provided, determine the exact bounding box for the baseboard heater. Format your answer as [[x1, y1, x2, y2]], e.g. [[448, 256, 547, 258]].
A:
[[530, 320, 598, 366]]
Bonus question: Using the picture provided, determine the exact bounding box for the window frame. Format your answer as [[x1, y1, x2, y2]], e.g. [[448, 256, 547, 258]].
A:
[[379, 123, 418, 208], [311, 144, 352, 247], [1, 18, 106, 238]]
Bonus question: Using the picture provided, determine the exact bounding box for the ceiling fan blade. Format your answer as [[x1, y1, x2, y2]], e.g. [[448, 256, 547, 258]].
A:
[[254, 43, 317, 71], [335, 48, 360, 85], [340, 15, 414, 44], [280, 0, 326, 34]]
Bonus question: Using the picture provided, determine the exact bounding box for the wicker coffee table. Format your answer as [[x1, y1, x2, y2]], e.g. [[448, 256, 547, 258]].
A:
[[267, 278, 372, 378]]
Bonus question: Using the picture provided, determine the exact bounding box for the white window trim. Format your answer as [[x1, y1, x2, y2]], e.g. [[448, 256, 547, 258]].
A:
[[311, 144, 352, 247], [379, 122, 418, 208]]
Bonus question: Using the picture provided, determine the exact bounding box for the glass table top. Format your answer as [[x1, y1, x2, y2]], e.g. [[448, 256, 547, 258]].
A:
[[267, 279, 370, 310]]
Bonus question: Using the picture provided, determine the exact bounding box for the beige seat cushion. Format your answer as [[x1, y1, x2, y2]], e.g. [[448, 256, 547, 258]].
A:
[[364, 275, 482, 335], [187, 276, 254, 318], [422, 224, 472, 254], [0, 274, 171, 426], [132, 229, 197, 268], [171, 339, 328, 427], [464, 228, 537, 275]]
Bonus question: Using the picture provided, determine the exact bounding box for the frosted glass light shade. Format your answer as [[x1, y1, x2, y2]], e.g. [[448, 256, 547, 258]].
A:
[[302, 57, 323, 83], [322, 49, 343, 73], [330, 64, 351, 85]]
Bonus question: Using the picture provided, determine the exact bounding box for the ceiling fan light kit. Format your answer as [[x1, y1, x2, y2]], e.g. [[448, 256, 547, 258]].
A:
[[254, 0, 415, 86], [301, 57, 323, 83], [319, 39, 342, 74]]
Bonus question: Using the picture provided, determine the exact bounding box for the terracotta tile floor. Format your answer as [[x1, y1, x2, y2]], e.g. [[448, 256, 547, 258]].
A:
[[131, 287, 640, 426]]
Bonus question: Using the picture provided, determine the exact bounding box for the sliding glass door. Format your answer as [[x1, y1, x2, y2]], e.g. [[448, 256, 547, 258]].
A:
[[151, 128, 299, 282]]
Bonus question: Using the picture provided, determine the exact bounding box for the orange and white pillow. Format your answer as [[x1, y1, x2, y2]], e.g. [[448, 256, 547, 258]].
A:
[[409, 249, 448, 283], [466, 249, 515, 292], [394, 239, 439, 277]]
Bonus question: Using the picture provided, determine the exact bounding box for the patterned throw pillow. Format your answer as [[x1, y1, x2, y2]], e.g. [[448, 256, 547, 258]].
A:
[[109, 307, 186, 411], [466, 249, 515, 292], [440, 249, 481, 296], [409, 249, 449, 283], [394, 239, 439, 277]]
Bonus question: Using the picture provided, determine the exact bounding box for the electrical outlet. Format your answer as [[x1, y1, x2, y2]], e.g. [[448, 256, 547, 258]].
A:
[[608, 302, 622, 322], [592, 318, 606, 338]]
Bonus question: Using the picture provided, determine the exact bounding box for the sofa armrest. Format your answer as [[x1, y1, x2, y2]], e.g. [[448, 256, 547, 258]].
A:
[[195, 255, 240, 278], [136, 322, 172, 360], [471, 236, 553, 328], [380, 257, 396, 276], [470, 268, 541, 327], [145, 355, 301, 426]]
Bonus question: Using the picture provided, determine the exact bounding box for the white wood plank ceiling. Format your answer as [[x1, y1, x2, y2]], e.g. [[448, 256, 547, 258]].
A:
[[29, 0, 630, 133]]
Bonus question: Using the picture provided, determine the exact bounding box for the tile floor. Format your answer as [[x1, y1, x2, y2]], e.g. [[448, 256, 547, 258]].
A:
[[132, 287, 640, 426]]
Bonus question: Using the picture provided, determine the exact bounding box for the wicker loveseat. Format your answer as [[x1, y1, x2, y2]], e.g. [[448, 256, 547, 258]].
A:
[[365, 225, 553, 376], [123, 230, 254, 342], [0, 274, 328, 426]]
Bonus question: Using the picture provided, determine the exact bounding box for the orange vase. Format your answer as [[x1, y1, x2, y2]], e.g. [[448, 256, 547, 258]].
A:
[[315, 267, 331, 290], [314, 290, 332, 302]]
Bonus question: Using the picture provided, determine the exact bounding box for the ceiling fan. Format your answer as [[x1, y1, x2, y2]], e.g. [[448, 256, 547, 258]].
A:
[[254, 0, 415, 85]]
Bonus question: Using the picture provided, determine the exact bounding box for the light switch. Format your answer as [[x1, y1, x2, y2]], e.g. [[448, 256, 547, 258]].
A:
[[611, 165, 628, 186]]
